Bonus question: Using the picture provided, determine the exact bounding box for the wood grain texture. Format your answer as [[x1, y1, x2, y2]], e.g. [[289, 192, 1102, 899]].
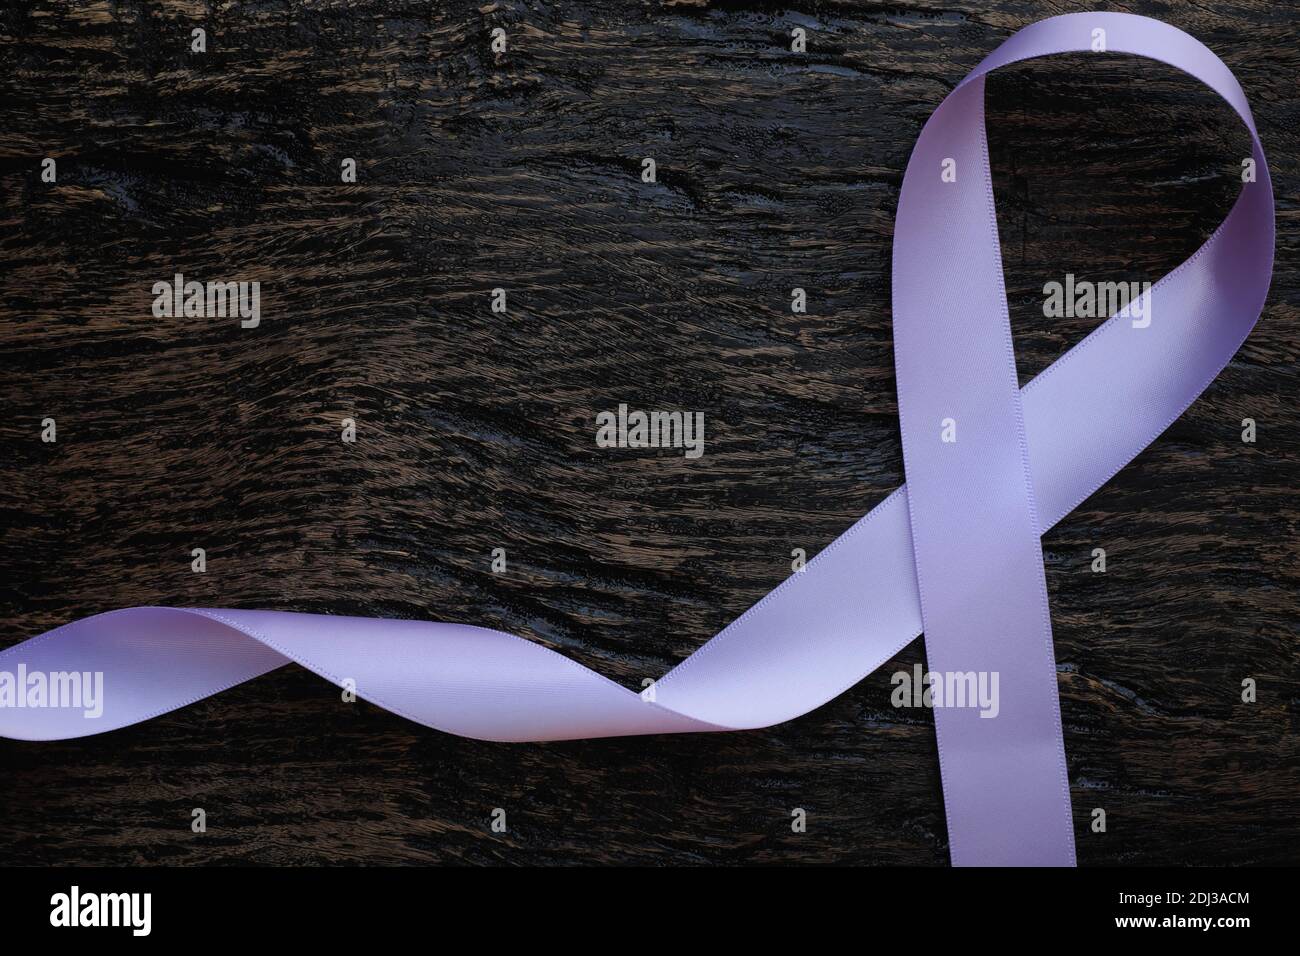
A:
[[0, 0, 1296, 865]]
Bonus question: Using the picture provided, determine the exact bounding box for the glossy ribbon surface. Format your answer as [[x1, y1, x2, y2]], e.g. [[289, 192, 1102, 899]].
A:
[[1, 13, 1274, 866]]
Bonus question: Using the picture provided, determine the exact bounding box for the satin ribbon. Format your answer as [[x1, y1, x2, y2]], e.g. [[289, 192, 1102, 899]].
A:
[[1, 13, 1273, 866]]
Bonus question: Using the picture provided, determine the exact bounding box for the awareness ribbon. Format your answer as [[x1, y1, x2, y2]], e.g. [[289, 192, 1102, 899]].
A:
[[1, 13, 1274, 866]]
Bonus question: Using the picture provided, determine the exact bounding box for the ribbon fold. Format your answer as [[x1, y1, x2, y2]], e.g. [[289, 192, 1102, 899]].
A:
[[1, 13, 1274, 867]]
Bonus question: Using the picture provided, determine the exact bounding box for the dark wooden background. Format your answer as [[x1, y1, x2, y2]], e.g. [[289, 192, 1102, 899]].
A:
[[1, 0, 1296, 866]]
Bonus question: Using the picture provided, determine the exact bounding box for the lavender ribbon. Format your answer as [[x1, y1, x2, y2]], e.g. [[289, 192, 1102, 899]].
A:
[[1, 13, 1273, 866]]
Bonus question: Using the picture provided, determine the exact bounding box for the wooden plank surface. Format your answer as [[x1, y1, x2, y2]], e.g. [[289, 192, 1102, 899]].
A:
[[0, 0, 1296, 865]]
